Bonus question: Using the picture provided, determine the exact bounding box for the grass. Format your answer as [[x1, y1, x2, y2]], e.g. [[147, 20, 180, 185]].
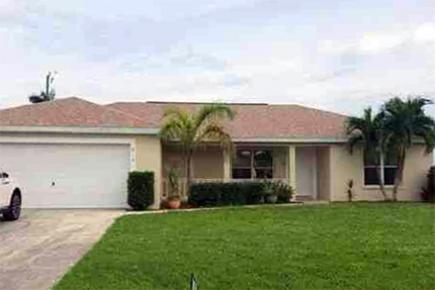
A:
[[54, 203, 435, 290]]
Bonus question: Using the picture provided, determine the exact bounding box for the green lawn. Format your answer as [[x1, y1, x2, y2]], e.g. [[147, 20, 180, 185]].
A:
[[54, 203, 435, 290]]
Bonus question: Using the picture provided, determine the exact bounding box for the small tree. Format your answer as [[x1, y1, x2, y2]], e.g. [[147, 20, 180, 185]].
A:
[[167, 167, 181, 198], [382, 97, 435, 201], [346, 107, 389, 200], [346, 179, 354, 202], [29, 71, 57, 103], [159, 104, 234, 191]]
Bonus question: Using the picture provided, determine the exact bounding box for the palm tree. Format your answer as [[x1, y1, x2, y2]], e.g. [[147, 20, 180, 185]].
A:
[[346, 107, 389, 200], [382, 97, 435, 201], [29, 72, 57, 103], [159, 103, 235, 191]]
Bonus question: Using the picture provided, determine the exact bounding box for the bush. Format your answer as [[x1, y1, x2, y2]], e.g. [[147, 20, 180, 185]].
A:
[[274, 181, 295, 203], [127, 171, 154, 210], [421, 166, 435, 203], [189, 181, 294, 207]]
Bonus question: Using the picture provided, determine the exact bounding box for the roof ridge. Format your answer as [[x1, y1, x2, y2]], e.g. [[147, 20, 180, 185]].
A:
[[69, 97, 150, 124], [103, 105, 149, 123], [0, 96, 150, 127], [270, 103, 348, 118], [0, 96, 80, 112], [146, 101, 269, 105], [107, 100, 348, 117], [106, 101, 148, 106], [108, 101, 269, 106]]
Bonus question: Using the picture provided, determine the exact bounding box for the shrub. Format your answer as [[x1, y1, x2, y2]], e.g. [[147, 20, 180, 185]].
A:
[[421, 166, 435, 203], [274, 181, 295, 203], [189, 181, 294, 207], [127, 171, 154, 210]]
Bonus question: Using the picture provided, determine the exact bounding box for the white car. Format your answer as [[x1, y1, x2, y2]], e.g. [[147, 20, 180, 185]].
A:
[[0, 172, 22, 221]]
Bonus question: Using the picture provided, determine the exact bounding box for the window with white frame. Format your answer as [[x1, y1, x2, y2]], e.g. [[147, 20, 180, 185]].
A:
[[364, 150, 398, 186], [232, 149, 273, 179]]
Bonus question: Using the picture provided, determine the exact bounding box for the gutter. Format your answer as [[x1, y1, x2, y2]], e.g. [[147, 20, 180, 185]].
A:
[[232, 137, 348, 144]]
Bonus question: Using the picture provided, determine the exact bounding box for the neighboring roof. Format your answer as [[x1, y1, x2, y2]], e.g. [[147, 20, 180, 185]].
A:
[[107, 101, 348, 140], [0, 97, 348, 140], [0, 97, 150, 129]]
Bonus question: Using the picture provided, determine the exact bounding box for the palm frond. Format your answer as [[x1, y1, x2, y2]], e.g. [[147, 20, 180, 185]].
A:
[[194, 103, 235, 131], [160, 107, 195, 145], [383, 96, 435, 151], [159, 103, 234, 158], [345, 106, 383, 153], [347, 133, 364, 153], [416, 129, 435, 153], [195, 122, 233, 150], [163, 106, 189, 119]]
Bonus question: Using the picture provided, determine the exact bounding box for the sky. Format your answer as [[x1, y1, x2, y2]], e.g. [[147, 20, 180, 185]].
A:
[[1, 0, 435, 116]]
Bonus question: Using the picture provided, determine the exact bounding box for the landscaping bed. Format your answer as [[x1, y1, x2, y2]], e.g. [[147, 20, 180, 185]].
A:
[[54, 203, 435, 290]]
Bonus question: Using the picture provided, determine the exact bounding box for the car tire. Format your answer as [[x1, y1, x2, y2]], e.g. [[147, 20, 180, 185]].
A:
[[3, 193, 21, 221]]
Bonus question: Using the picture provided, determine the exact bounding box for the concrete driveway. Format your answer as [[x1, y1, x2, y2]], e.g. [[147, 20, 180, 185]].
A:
[[0, 209, 124, 290]]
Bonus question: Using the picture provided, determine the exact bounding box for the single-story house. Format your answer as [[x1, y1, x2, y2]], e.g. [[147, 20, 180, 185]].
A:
[[0, 97, 431, 208]]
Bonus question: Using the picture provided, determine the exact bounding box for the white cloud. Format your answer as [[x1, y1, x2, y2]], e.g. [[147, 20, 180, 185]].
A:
[[414, 23, 435, 44], [1, 1, 435, 118], [358, 31, 408, 54], [320, 23, 435, 57]]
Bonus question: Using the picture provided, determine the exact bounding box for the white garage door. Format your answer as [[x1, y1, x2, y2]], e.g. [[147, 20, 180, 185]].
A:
[[0, 143, 131, 208]]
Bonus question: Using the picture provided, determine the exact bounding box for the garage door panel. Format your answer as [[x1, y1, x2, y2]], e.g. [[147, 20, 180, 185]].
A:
[[0, 143, 130, 208]]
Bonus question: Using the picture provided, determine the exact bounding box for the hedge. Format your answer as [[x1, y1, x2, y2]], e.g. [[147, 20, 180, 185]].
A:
[[188, 181, 293, 207], [127, 171, 154, 210]]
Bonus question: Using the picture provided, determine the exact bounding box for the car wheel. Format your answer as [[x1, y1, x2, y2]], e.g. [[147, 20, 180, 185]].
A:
[[3, 193, 21, 221]]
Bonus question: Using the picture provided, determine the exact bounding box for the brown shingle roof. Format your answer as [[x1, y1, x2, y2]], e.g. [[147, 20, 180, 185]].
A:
[[0, 97, 149, 128], [107, 101, 348, 139], [0, 97, 348, 139]]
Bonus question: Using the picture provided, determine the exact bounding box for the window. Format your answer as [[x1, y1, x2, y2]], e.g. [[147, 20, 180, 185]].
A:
[[254, 150, 273, 179], [232, 149, 252, 179], [364, 151, 397, 186], [232, 149, 273, 179]]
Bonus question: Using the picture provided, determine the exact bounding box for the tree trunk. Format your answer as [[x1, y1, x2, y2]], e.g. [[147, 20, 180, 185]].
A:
[[185, 151, 193, 195], [392, 148, 406, 202], [377, 171, 388, 201], [377, 150, 389, 201]]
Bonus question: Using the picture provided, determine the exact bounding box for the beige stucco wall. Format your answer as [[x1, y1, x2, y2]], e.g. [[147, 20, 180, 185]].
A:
[[162, 145, 289, 181], [135, 135, 162, 209], [329, 144, 432, 201], [161, 145, 224, 179], [138, 139, 431, 204]]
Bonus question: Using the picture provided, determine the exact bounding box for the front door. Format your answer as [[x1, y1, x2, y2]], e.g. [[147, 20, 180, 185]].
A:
[[296, 147, 317, 198]]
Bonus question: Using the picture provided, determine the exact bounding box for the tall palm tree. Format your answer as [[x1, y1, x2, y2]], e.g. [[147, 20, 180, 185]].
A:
[[346, 107, 389, 200], [382, 97, 435, 201], [160, 104, 235, 191]]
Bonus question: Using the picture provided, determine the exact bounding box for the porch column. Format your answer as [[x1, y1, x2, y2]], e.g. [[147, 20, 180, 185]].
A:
[[223, 148, 231, 181], [288, 145, 297, 194]]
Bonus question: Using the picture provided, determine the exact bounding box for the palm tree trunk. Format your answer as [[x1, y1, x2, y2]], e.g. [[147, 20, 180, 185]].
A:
[[185, 151, 193, 195], [377, 171, 388, 201], [378, 150, 388, 201], [392, 148, 406, 201]]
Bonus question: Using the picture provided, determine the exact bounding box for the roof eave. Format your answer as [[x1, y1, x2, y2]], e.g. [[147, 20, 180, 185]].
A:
[[232, 137, 347, 143], [0, 126, 159, 135]]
